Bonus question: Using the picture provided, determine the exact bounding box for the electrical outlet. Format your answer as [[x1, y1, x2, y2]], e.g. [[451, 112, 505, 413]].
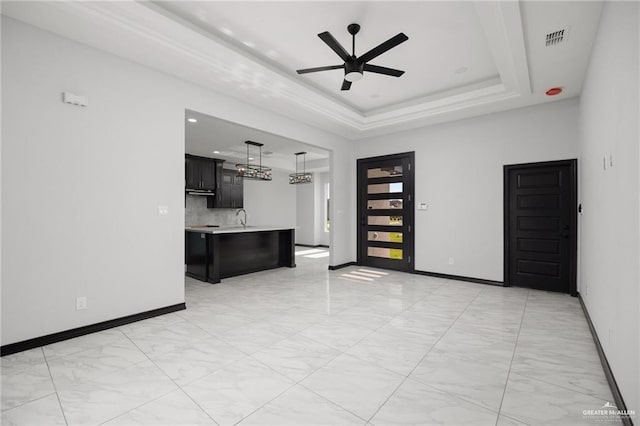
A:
[[158, 205, 169, 216], [448, 257, 454, 265], [76, 297, 87, 310]]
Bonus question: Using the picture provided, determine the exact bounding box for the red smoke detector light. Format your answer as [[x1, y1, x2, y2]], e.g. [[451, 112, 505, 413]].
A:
[[546, 87, 563, 96]]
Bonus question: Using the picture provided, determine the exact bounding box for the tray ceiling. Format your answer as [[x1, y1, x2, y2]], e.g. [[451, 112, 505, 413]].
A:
[[156, 1, 500, 114], [2, 1, 603, 139]]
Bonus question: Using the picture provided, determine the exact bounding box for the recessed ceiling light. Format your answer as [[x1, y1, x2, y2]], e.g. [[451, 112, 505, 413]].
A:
[[213, 150, 220, 154], [187, 118, 197, 123], [242, 41, 256, 48], [196, 11, 208, 22], [248, 157, 254, 161], [220, 27, 233, 36]]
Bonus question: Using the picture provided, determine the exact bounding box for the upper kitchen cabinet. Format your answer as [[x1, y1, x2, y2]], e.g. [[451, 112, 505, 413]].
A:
[[207, 166, 244, 209], [223, 169, 244, 209], [185, 154, 217, 191]]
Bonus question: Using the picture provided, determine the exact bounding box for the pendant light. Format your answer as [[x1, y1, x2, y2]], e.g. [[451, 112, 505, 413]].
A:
[[236, 141, 272, 181], [289, 152, 313, 184]]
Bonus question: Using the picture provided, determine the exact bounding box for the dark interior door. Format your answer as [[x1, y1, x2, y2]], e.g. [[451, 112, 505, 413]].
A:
[[504, 160, 577, 294], [357, 152, 414, 272]]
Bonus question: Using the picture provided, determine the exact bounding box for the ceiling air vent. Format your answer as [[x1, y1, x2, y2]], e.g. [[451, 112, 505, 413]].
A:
[[545, 28, 568, 46]]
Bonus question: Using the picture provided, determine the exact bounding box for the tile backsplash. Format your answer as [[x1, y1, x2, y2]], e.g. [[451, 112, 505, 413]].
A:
[[185, 195, 241, 226]]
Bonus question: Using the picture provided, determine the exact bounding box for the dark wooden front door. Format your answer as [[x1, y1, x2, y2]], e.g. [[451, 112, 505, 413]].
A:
[[357, 152, 414, 272], [504, 160, 577, 294]]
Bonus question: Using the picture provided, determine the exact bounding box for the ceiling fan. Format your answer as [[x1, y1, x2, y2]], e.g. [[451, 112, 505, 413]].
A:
[[296, 23, 408, 91]]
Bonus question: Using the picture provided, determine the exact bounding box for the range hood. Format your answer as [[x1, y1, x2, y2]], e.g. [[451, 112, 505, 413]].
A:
[[186, 189, 215, 196]]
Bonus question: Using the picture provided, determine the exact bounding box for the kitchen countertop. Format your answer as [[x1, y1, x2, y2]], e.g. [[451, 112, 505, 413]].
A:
[[185, 225, 295, 234]]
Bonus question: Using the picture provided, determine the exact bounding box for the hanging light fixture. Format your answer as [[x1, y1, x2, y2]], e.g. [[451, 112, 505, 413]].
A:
[[236, 141, 272, 181], [289, 152, 313, 184]]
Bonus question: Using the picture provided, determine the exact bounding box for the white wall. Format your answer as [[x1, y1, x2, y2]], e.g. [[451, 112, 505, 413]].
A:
[[578, 1, 639, 412], [295, 172, 330, 246], [1, 17, 352, 345], [315, 172, 330, 246], [244, 169, 296, 227], [295, 178, 316, 245], [354, 99, 580, 281]]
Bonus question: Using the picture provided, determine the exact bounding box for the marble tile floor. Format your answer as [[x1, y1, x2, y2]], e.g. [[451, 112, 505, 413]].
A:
[[1, 254, 620, 425]]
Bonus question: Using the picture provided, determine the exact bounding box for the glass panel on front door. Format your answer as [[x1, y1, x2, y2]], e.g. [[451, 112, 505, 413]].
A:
[[367, 166, 403, 178], [367, 199, 403, 210], [368, 231, 403, 243], [368, 182, 403, 194], [368, 216, 403, 226], [368, 247, 403, 260]]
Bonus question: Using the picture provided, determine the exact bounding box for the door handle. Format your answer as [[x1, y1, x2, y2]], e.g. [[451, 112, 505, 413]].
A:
[[561, 233, 570, 239]]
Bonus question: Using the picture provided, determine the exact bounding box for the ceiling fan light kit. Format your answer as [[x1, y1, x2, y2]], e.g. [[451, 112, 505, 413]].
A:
[[296, 23, 408, 91], [344, 61, 364, 82]]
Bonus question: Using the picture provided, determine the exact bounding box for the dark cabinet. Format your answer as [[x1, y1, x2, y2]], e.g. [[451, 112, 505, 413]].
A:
[[185, 156, 201, 190], [223, 169, 244, 209], [201, 161, 217, 191], [186, 229, 296, 284], [185, 231, 208, 281], [207, 165, 244, 209], [185, 155, 216, 191], [186, 155, 243, 208]]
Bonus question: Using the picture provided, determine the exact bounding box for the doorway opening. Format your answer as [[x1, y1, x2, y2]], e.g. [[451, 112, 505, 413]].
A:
[[183, 109, 332, 283]]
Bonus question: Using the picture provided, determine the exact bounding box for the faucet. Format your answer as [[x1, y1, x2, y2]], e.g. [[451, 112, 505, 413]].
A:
[[236, 208, 247, 228]]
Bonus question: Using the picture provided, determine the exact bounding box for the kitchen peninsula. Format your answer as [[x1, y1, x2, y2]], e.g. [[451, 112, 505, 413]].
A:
[[185, 226, 295, 283]]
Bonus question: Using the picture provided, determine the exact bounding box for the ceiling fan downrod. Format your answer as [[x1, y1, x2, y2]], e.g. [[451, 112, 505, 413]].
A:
[[348, 23, 360, 57]]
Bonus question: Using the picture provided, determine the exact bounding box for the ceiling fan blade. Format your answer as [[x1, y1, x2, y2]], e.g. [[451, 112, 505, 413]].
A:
[[358, 33, 409, 64], [318, 31, 351, 62], [341, 80, 352, 91], [363, 64, 405, 77], [296, 65, 344, 74]]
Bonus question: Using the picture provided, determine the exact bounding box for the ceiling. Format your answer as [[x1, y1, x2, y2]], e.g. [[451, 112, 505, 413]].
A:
[[2, 1, 603, 139], [157, 1, 500, 114], [185, 110, 330, 173]]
